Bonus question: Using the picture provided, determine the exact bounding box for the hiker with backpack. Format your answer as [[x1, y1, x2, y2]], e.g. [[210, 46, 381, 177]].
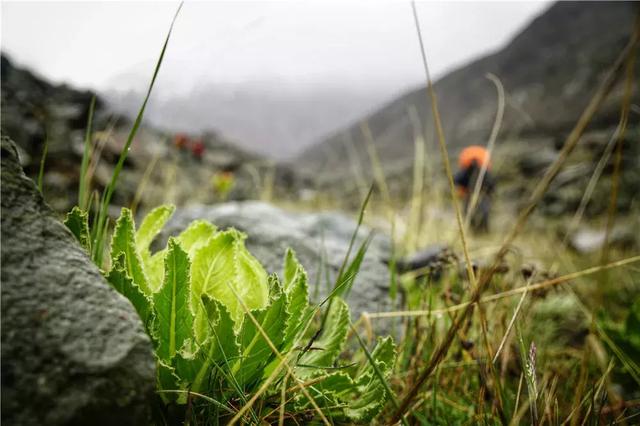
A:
[[453, 145, 495, 233]]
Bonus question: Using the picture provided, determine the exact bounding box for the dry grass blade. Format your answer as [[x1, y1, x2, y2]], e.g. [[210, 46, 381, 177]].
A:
[[155, 390, 236, 415], [369, 254, 640, 320], [463, 73, 505, 231], [342, 132, 368, 200], [130, 150, 161, 216], [510, 373, 524, 426], [361, 121, 393, 219], [392, 2, 478, 419], [278, 372, 288, 426], [406, 105, 426, 253], [561, 361, 615, 425], [562, 124, 621, 246], [409, 0, 476, 287], [37, 130, 49, 194], [601, 15, 638, 265], [492, 278, 530, 365]]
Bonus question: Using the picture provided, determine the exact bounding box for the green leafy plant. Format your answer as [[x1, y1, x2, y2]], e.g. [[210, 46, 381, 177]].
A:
[[65, 204, 396, 423]]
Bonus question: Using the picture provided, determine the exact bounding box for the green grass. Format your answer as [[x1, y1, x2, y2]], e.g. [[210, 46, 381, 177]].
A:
[[90, 3, 183, 268]]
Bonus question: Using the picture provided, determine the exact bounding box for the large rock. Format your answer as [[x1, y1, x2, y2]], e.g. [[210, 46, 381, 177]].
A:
[[1, 136, 155, 425], [157, 201, 394, 321]]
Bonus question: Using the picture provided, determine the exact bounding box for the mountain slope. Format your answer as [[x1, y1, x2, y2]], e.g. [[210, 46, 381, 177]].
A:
[[104, 81, 397, 160], [296, 1, 639, 184], [1, 54, 303, 212]]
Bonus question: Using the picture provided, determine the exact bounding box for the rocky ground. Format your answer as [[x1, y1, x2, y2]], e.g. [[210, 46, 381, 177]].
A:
[[1, 54, 309, 216], [156, 201, 395, 321]]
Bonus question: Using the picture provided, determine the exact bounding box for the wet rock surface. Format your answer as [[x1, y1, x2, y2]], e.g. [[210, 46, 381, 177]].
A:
[[1, 136, 155, 426], [157, 201, 394, 320]]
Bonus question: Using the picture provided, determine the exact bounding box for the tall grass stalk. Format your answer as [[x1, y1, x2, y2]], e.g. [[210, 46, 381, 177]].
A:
[[130, 151, 161, 216], [392, 2, 478, 418], [516, 324, 538, 424], [37, 128, 49, 194], [342, 132, 368, 200], [78, 95, 96, 210], [360, 121, 392, 211], [463, 73, 504, 232], [492, 277, 531, 364], [406, 105, 426, 254], [90, 3, 183, 266], [601, 14, 638, 266], [260, 163, 276, 202], [562, 122, 621, 246], [85, 116, 119, 187], [311, 186, 373, 348]]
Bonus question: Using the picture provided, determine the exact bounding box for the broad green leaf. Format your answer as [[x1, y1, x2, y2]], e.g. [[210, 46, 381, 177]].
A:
[[176, 296, 239, 393], [235, 275, 289, 389], [282, 249, 310, 349], [136, 204, 175, 255], [177, 220, 217, 258], [190, 229, 269, 336], [106, 254, 152, 327], [297, 298, 349, 378], [345, 336, 397, 421], [294, 372, 355, 420], [297, 336, 397, 422], [295, 372, 354, 417], [357, 335, 396, 379], [344, 373, 388, 421], [157, 361, 180, 401], [283, 248, 300, 290], [146, 249, 166, 292], [64, 206, 91, 252], [135, 205, 175, 292], [153, 238, 193, 363], [111, 208, 150, 295]]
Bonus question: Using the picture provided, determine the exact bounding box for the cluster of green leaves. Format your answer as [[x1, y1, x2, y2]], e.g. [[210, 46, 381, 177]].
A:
[[65, 204, 396, 423]]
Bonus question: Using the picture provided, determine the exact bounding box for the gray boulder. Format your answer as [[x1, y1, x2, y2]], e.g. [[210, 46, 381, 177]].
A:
[[1, 136, 155, 426], [569, 225, 638, 254], [157, 201, 394, 322]]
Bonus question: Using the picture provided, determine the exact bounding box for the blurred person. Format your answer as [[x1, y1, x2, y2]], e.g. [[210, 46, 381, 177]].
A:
[[173, 133, 189, 150], [453, 145, 495, 233], [191, 138, 205, 161]]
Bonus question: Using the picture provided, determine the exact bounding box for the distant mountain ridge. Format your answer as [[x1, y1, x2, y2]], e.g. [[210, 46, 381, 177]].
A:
[[295, 1, 639, 183], [104, 80, 398, 160]]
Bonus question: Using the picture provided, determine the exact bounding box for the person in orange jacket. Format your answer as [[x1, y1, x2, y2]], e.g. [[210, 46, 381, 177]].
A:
[[453, 146, 495, 232]]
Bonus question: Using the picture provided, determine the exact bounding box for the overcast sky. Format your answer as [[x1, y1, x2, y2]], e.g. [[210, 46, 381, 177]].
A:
[[2, 1, 552, 97]]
